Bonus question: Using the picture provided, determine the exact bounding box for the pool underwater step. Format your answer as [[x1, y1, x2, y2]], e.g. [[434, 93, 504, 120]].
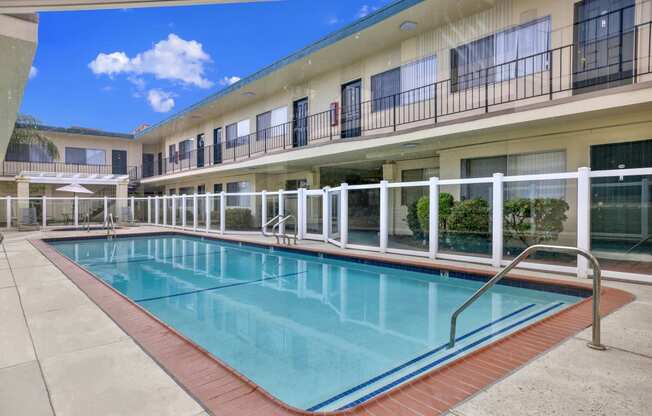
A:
[[312, 301, 565, 411]]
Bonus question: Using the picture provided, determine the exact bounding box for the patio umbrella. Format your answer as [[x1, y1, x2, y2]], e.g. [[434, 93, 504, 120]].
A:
[[56, 183, 94, 195]]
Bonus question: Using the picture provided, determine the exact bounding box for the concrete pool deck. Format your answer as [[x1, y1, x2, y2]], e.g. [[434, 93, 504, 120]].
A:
[[1, 226, 651, 415]]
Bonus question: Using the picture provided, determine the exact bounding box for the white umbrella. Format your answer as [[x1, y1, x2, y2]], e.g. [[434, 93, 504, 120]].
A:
[[56, 183, 94, 194]]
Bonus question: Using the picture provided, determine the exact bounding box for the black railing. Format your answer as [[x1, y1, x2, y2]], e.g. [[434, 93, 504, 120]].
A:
[[2, 160, 140, 181], [140, 13, 652, 180]]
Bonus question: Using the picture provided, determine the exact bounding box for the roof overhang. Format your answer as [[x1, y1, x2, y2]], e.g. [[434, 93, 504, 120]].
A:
[[0, 0, 266, 13], [18, 171, 129, 185]]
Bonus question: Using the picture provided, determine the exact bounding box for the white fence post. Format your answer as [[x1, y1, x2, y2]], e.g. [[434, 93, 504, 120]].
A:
[[322, 187, 330, 242], [379, 180, 388, 253], [130, 196, 135, 222], [162, 196, 167, 225], [181, 195, 187, 228], [103, 196, 108, 224], [171, 196, 177, 227], [340, 182, 348, 248], [429, 177, 439, 259], [642, 177, 649, 240], [205, 194, 211, 232], [74, 195, 79, 227], [192, 194, 198, 231], [42, 196, 47, 228], [5, 197, 10, 229], [297, 188, 305, 240], [147, 197, 151, 224], [491, 173, 504, 268], [577, 167, 591, 278], [278, 189, 285, 235], [261, 190, 267, 234], [219, 191, 226, 234], [154, 196, 159, 225]]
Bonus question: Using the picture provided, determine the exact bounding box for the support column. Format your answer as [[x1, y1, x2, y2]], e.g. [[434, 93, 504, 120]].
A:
[[16, 179, 29, 217], [116, 181, 129, 222]]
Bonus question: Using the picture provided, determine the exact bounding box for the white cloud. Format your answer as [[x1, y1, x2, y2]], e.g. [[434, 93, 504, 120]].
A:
[[28, 66, 38, 79], [219, 76, 241, 86], [356, 5, 378, 18], [147, 89, 175, 113], [327, 16, 339, 25], [89, 34, 213, 88]]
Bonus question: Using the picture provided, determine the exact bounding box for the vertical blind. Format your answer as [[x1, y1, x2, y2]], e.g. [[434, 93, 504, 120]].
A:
[[370, 55, 437, 111]]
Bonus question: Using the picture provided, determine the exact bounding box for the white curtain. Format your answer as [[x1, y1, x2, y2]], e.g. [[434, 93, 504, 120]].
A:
[[237, 119, 250, 136], [401, 55, 436, 103], [506, 150, 566, 199], [271, 106, 288, 138], [495, 17, 550, 81]]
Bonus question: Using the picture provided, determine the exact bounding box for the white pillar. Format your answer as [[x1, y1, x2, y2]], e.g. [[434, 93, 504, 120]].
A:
[[577, 167, 591, 278], [278, 189, 285, 235], [379, 180, 388, 252], [429, 177, 439, 259], [74, 195, 79, 226], [322, 187, 330, 242], [162, 197, 167, 225], [130, 196, 135, 222], [219, 191, 226, 234], [340, 183, 348, 248], [42, 196, 47, 228], [261, 190, 267, 233], [205, 194, 211, 232], [192, 194, 198, 230], [491, 173, 504, 268]]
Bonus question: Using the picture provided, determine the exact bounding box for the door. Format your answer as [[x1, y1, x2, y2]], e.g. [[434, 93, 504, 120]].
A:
[[213, 128, 222, 164], [341, 79, 362, 138], [112, 150, 127, 175], [303, 189, 325, 240], [292, 98, 309, 147], [572, 0, 635, 92], [157, 152, 162, 175], [197, 133, 205, 168], [590, 139, 652, 250], [142, 153, 154, 177]]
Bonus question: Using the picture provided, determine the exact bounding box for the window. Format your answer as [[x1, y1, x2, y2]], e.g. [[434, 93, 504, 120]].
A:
[[226, 181, 252, 207], [168, 188, 176, 195], [179, 187, 194, 195], [225, 119, 250, 148], [5, 143, 54, 162], [285, 179, 308, 190], [65, 147, 105, 165], [461, 150, 566, 200], [257, 107, 288, 141], [178, 139, 193, 160], [451, 17, 550, 91], [168, 144, 176, 162], [371, 68, 400, 112], [197, 184, 206, 194], [213, 183, 223, 194], [401, 168, 439, 207], [370, 56, 437, 111]]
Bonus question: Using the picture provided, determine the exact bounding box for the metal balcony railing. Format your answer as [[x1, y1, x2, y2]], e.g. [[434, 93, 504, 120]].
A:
[[2, 160, 140, 182], [139, 12, 652, 180]]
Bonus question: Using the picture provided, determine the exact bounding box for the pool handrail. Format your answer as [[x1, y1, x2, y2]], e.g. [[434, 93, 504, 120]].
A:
[[271, 215, 297, 245], [447, 244, 605, 351], [262, 215, 282, 237]]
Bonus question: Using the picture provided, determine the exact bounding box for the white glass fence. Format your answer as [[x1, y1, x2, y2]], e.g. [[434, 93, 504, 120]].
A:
[[2, 167, 651, 281]]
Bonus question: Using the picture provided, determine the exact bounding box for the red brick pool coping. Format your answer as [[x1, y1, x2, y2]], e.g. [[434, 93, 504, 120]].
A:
[[30, 232, 634, 416]]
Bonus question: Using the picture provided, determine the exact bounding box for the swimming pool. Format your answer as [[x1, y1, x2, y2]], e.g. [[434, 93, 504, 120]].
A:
[[50, 234, 585, 411]]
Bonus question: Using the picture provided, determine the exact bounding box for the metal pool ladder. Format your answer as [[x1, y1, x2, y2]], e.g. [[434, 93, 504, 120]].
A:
[[105, 214, 117, 239], [262, 215, 297, 245], [447, 245, 605, 351]]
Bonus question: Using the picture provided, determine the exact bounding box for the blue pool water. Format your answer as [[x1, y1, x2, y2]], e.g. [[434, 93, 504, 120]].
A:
[[50, 234, 584, 410]]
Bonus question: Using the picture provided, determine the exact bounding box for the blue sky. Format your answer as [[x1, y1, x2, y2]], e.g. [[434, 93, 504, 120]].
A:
[[20, 0, 391, 133]]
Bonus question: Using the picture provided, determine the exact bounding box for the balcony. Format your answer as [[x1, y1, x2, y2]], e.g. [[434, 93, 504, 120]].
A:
[[141, 14, 652, 181], [2, 160, 140, 182]]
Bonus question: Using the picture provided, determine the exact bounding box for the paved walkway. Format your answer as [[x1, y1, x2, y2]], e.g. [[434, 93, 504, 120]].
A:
[[1, 227, 651, 415]]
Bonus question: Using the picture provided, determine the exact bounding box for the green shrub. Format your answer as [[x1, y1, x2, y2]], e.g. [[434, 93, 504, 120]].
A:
[[406, 200, 425, 240], [415, 192, 455, 234], [448, 198, 490, 233], [225, 208, 253, 230], [503, 198, 569, 246]]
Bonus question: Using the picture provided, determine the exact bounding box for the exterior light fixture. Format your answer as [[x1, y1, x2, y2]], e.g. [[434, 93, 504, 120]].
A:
[[243, 91, 256, 97], [401, 143, 418, 149], [400, 21, 417, 31]]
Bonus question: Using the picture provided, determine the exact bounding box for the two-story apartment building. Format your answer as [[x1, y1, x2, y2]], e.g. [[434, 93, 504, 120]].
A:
[[131, 0, 652, 276]]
